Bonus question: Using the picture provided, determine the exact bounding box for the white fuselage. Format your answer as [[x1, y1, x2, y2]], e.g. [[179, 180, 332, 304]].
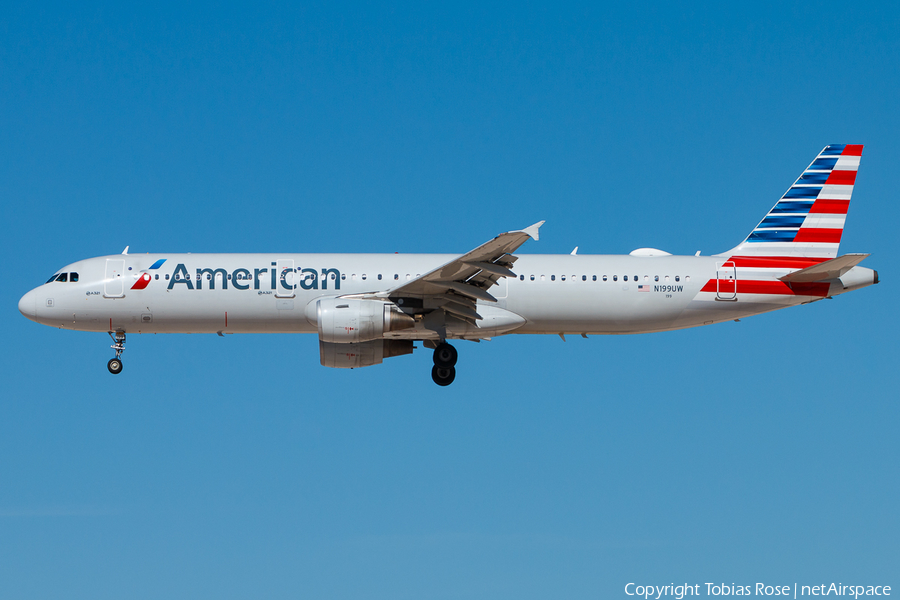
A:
[[18, 252, 877, 340]]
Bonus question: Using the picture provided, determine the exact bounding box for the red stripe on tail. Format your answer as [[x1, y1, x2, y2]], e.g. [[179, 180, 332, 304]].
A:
[[793, 229, 843, 243], [701, 279, 830, 297], [809, 200, 849, 214], [825, 170, 857, 185], [725, 256, 830, 268]]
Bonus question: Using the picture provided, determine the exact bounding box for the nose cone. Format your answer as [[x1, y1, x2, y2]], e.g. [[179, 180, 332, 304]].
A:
[[18, 289, 37, 321]]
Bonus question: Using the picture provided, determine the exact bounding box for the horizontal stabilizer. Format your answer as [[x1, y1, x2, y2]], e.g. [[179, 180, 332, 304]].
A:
[[779, 253, 869, 282]]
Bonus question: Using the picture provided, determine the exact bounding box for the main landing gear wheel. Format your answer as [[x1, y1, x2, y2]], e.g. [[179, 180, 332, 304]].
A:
[[431, 342, 458, 385], [107, 330, 126, 375], [433, 342, 458, 368], [432, 365, 456, 386]]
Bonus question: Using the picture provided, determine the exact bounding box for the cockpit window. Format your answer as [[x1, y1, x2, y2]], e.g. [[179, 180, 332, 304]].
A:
[[47, 274, 59, 283], [55, 273, 68, 282], [70, 272, 79, 282]]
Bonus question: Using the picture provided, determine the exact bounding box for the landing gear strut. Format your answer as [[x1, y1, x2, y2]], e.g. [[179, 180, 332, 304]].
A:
[[107, 331, 125, 374], [431, 342, 457, 386]]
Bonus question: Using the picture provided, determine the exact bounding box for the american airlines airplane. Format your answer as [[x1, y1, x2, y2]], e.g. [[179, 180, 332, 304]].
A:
[[19, 145, 878, 385]]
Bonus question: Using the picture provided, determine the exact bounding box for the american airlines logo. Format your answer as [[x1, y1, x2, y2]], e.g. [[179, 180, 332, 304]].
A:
[[130, 258, 167, 290], [160, 263, 342, 292]]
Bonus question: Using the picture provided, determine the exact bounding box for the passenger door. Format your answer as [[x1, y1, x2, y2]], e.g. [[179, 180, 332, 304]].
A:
[[716, 261, 737, 301], [104, 259, 125, 298]]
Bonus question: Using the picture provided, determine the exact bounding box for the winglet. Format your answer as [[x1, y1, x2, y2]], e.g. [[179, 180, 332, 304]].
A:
[[521, 220, 545, 241]]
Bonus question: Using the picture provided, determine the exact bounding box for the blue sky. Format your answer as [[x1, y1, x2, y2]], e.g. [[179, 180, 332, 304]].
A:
[[1, 3, 897, 598]]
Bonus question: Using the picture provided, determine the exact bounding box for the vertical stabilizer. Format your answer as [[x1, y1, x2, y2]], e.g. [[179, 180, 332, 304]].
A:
[[720, 145, 862, 259]]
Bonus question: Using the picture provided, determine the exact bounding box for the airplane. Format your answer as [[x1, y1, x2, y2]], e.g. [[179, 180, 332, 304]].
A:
[[19, 145, 878, 386]]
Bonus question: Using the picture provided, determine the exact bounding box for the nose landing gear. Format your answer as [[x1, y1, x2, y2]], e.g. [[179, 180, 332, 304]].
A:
[[107, 331, 125, 374], [431, 342, 457, 386]]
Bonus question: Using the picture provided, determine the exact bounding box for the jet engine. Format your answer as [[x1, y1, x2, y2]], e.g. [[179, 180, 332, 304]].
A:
[[311, 298, 416, 343], [309, 298, 417, 368]]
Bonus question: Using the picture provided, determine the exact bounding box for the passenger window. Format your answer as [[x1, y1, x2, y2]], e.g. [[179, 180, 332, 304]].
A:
[[341, 274, 346, 280], [56, 273, 68, 282], [530, 275, 535, 281], [582, 275, 587, 281], [406, 274, 410, 280], [362, 274, 367, 280], [675, 276, 680, 282], [685, 276, 691, 282], [613, 275, 617, 281], [206, 273, 211, 280], [330, 273, 335, 280], [394, 274, 399, 280], [623, 275, 628, 282], [602, 275, 607, 281], [519, 275, 524, 281], [377, 274, 382, 280], [644, 275, 649, 281], [155, 274, 159, 280], [70, 272, 79, 282], [166, 274, 170, 280], [665, 275, 670, 281], [561, 275, 566, 281], [592, 275, 597, 281], [634, 275, 638, 281], [655, 275, 659, 282], [540, 275, 545, 281], [551, 275, 556, 281]]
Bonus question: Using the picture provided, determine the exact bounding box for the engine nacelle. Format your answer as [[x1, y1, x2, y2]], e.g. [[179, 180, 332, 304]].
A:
[[311, 298, 415, 343], [319, 339, 414, 369]]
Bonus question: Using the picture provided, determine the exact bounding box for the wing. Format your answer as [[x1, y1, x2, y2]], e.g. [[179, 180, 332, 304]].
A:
[[379, 221, 544, 321]]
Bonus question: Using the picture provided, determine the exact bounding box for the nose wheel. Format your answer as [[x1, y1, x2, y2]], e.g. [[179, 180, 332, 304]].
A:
[[431, 342, 457, 386], [107, 330, 126, 375]]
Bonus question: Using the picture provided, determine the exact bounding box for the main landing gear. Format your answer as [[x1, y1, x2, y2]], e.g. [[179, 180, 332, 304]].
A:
[[107, 331, 125, 374], [431, 342, 458, 386]]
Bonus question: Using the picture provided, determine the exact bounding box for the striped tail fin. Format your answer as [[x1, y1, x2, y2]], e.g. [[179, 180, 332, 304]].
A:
[[721, 144, 862, 259]]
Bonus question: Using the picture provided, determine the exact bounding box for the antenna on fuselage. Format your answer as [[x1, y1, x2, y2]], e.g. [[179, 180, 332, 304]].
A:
[[121, 246, 129, 255]]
